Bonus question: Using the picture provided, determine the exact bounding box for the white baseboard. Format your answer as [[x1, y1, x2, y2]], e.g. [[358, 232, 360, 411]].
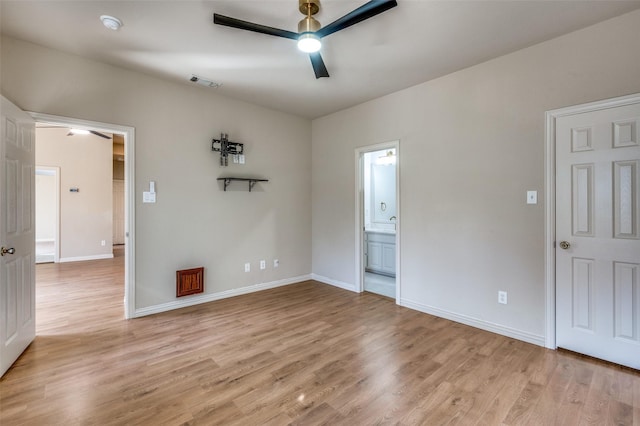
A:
[[59, 254, 114, 263], [134, 274, 312, 318], [400, 298, 545, 347], [310, 274, 358, 292], [36, 239, 55, 243]]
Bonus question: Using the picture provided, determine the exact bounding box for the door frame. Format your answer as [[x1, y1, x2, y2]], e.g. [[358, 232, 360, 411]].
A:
[[30, 112, 136, 319], [35, 166, 60, 263], [544, 92, 640, 349], [355, 140, 400, 303]]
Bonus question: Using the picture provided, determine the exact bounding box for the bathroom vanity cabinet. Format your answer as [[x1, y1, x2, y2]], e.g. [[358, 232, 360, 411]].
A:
[[364, 231, 396, 277]]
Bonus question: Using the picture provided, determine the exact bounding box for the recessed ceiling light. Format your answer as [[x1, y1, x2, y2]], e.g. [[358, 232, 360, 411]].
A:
[[100, 15, 123, 31]]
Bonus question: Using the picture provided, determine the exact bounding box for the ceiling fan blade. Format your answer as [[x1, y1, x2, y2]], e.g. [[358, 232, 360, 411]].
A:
[[90, 130, 112, 139], [316, 0, 398, 38], [309, 52, 329, 79], [214, 13, 299, 40]]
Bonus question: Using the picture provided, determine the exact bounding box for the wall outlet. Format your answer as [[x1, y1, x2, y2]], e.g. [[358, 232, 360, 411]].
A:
[[101, 240, 106, 246], [498, 291, 508, 304], [260, 260, 266, 270], [273, 259, 279, 268], [244, 263, 250, 272]]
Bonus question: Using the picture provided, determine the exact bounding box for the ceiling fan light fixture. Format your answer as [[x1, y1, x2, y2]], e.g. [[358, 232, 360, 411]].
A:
[[297, 33, 321, 53]]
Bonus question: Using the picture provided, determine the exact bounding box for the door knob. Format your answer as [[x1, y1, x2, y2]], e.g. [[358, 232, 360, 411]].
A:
[[559, 241, 570, 250], [1, 247, 16, 256]]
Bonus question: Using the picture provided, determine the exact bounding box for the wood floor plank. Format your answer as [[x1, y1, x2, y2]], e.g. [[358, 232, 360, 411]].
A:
[[1, 251, 639, 425]]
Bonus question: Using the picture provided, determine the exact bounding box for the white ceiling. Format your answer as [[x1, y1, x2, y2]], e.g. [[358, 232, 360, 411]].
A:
[[2, 1, 639, 119]]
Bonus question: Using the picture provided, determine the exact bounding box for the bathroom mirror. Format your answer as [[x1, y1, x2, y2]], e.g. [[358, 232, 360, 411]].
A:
[[371, 162, 396, 223]]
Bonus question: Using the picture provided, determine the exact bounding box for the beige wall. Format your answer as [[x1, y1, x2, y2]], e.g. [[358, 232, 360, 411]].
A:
[[1, 35, 312, 309], [36, 127, 113, 260], [311, 10, 640, 342]]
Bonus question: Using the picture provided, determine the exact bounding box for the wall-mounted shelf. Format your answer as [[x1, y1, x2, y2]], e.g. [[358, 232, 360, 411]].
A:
[[218, 177, 268, 192]]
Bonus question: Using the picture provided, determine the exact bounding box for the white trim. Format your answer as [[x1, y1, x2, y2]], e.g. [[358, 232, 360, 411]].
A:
[[354, 141, 400, 303], [134, 274, 312, 318], [311, 273, 358, 292], [59, 254, 114, 263], [35, 166, 60, 263], [544, 110, 556, 349], [29, 112, 136, 319], [400, 298, 545, 347], [544, 92, 640, 350]]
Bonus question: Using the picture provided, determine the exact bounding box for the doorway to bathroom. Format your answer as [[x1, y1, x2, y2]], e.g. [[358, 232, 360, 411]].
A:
[[355, 142, 399, 301]]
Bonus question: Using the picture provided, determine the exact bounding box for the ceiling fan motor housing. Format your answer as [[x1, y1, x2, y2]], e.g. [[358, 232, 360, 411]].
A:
[[299, 0, 320, 16], [299, 16, 320, 33], [299, 0, 321, 33]]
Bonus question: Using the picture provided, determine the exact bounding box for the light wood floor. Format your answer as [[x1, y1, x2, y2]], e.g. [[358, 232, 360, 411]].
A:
[[1, 253, 639, 425]]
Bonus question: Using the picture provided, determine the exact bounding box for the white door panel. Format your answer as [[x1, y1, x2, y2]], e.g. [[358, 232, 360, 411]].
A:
[[367, 242, 383, 271], [1, 96, 36, 377], [556, 102, 640, 369], [382, 244, 395, 275]]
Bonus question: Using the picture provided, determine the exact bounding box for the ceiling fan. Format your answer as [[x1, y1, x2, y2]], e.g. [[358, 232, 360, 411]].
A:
[[67, 129, 112, 139], [37, 125, 112, 139], [213, 0, 398, 79]]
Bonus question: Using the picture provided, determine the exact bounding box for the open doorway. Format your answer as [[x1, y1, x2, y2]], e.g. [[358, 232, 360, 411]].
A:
[[112, 134, 126, 248], [355, 141, 400, 302], [35, 167, 60, 263], [31, 113, 135, 319]]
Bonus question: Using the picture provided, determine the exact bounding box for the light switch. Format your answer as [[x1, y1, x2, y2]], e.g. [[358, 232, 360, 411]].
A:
[[143, 192, 156, 203], [527, 190, 537, 204]]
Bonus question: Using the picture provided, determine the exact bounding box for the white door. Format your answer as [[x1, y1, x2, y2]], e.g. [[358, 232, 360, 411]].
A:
[[1, 96, 36, 377], [556, 101, 640, 369], [113, 180, 125, 245]]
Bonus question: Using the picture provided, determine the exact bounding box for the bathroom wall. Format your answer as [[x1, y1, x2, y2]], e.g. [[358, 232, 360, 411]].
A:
[[364, 148, 396, 232]]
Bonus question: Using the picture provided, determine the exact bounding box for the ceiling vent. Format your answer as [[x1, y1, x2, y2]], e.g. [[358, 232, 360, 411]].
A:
[[190, 75, 221, 88]]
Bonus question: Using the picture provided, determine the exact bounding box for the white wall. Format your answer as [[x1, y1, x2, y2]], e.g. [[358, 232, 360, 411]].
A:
[[311, 10, 640, 343], [1, 36, 311, 310], [35, 171, 56, 241], [36, 127, 113, 260]]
